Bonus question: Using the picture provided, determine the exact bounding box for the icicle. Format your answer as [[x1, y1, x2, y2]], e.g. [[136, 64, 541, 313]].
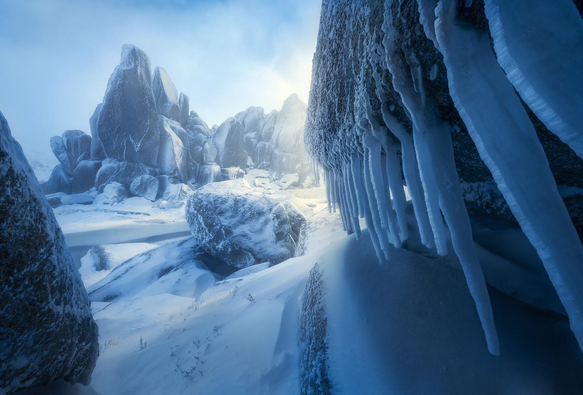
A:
[[363, 150, 391, 260], [325, 168, 332, 213], [380, 152, 402, 248], [484, 0, 583, 161], [351, 155, 367, 218], [343, 162, 361, 240], [385, 142, 409, 242], [412, 126, 448, 256], [436, 0, 583, 354], [364, 136, 388, 230]]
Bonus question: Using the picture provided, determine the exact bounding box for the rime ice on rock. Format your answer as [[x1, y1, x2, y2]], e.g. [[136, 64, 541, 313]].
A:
[[153, 67, 181, 122], [0, 111, 98, 393], [97, 44, 160, 165]]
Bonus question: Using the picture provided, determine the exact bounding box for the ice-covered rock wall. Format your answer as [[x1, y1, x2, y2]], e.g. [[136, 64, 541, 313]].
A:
[[305, 0, 583, 356], [0, 111, 99, 393]]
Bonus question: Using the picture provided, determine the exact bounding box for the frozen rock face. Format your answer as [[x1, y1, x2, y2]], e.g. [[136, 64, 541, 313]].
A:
[[213, 118, 247, 169], [260, 110, 278, 142], [236, 106, 265, 135], [153, 67, 180, 122], [62, 130, 91, 160], [158, 116, 188, 182], [185, 179, 302, 275], [130, 174, 159, 201], [50, 135, 78, 176], [97, 44, 160, 165], [95, 159, 157, 192], [197, 164, 221, 186], [71, 160, 102, 194], [0, 111, 98, 393], [179, 92, 190, 126], [271, 94, 308, 158], [89, 104, 105, 160], [43, 164, 72, 194]]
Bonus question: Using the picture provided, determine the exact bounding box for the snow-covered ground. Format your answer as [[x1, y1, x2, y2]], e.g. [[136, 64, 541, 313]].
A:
[[50, 169, 343, 395]]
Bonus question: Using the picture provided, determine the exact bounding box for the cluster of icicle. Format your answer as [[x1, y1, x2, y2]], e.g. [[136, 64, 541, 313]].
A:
[[310, 0, 583, 357]]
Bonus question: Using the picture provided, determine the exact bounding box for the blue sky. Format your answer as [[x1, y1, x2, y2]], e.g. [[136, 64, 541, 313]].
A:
[[0, 0, 321, 154]]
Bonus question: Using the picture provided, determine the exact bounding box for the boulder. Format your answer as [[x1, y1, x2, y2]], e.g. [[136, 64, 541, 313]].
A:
[[62, 130, 91, 160], [89, 104, 106, 160], [71, 160, 102, 194], [0, 111, 98, 393], [254, 141, 273, 168], [152, 66, 180, 122], [46, 192, 95, 208], [244, 132, 258, 157], [185, 111, 211, 137], [43, 164, 72, 194], [185, 179, 300, 275], [235, 106, 265, 135], [102, 182, 127, 204], [161, 182, 192, 209], [157, 116, 188, 182], [96, 44, 160, 165], [50, 135, 77, 176], [179, 93, 190, 126], [279, 173, 299, 190], [129, 174, 159, 202], [95, 159, 157, 192], [213, 118, 247, 168]]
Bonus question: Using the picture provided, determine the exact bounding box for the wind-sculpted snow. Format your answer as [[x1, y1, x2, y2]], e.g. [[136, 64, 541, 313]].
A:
[[305, 0, 583, 355], [97, 44, 160, 165], [0, 111, 98, 393], [185, 179, 305, 275]]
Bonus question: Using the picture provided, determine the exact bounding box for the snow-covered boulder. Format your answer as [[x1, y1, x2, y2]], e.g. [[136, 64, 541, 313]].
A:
[[158, 116, 188, 182], [185, 111, 211, 137], [0, 111, 98, 392], [46, 192, 95, 208], [202, 141, 217, 165], [130, 174, 159, 202], [161, 182, 192, 209], [71, 160, 102, 194], [62, 129, 91, 160], [185, 179, 303, 275], [89, 103, 105, 160], [43, 164, 72, 194], [100, 182, 127, 205], [97, 44, 160, 165], [50, 135, 78, 176], [279, 173, 299, 190], [213, 117, 247, 168], [95, 159, 157, 192], [153, 66, 180, 122], [179, 92, 189, 126]]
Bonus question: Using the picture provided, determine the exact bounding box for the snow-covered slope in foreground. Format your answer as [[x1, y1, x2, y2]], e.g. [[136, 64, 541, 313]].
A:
[[300, 229, 583, 394]]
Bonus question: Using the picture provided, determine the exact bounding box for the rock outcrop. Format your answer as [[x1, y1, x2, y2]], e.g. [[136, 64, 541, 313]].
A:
[[185, 179, 304, 275], [153, 67, 181, 122], [0, 111, 98, 393], [96, 44, 160, 165]]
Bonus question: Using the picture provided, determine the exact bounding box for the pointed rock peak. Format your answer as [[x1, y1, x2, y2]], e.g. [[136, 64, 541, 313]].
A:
[[282, 93, 306, 107], [153, 66, 180, 121], [120, 44, 151, 69]]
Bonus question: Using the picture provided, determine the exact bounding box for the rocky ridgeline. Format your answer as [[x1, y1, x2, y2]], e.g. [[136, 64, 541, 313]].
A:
[[42, 44, 311, 206]]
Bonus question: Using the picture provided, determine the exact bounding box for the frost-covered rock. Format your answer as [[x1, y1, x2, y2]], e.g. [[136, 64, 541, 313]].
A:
[[259, 110, 278, 142], [158, 116, 188, 182], [97, 44, 160, 165], [202, 141, 218, 165], [62, 130, 91, 160], [185, 179, 302, 275], [95, 159, 157, 192], [46, 192, 95, 208], [179, 92, 190, 126], [271, 94, 308, 157], [197, 164, 221, 186], [89, 103, 105, 160], [279, 173, 299, 190], [129, 174, 159, 201], [185, 111, 211, 137], [101, 182, 127, 204], [161, 182, 192, 208], [0, 111, 98, 393], [71, 160, 102, 194], [50, 135, 78, 176], [235, 106, 265, 135], [153, 67, 180, 122], [213, 118, 247, 168], [43, 164, 72, 194]]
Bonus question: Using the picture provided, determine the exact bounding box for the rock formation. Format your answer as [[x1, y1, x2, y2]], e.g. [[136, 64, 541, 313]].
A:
[[0, 111, 99, 393]]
